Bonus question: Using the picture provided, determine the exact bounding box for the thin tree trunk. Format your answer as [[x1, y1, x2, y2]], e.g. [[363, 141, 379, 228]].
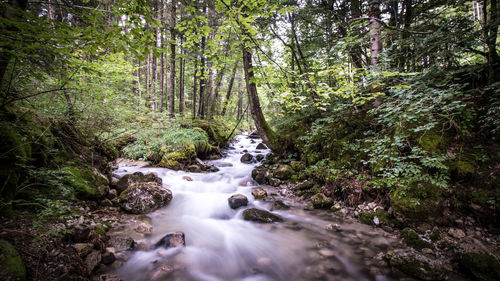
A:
[[193, 53, 199, 119], [179, 36, 185, 116], [169, 0, 176, 117], [237, 79, 243, 120], [487, 0, 499, 83], [198, 27, 207, 118], [221, 61, 238, 116]]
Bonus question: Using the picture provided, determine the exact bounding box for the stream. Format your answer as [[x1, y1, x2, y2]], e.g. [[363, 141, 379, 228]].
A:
[[111, 134, 401, 281]]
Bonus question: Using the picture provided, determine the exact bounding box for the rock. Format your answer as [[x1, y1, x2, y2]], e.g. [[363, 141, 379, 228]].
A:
[[330, 202, 342, 212], [186, 165, 202, 173], [182, 176, 193, 181], [325, 223, 341, 232], [272, 200, 290, 210], [272, 164, 294, 180], [99, 274, 123, 281], [453, 237, 500, 281], [217, 162, 233, 167], [154, 232, 186, 248], [100, 198, 114, 207], [430, 227, 441, 241], [151, 263, 175, 280], [0, 239, 26, 281], [251, 188, 267, 200], [72, 224, 91, 242], [115, 172, 162, 194], [310, 193, 334, 209], [242, 208, 283, 223], [251, 167, 268, 184], [422, 248, 433, 255], [295, 180, 314, 191], [85, 250, 102, 274], [107, 189, 118, 200], [109, 236, 135, 251], [101, 252, 115, 265], [73, 243, 93, 258], [268, 177, 281, 187], [256, 154, 264, 162], [256, 143, 267, 150], [400, 228, 433, 250], [228, 194, 248, 209], [119, 182, 172, 214], [385, 249, 446, 280], [135, 223, 153, 234], [448, 228, 466, 239], [319, 249, 336, 258], [240, 153, 254, 163]]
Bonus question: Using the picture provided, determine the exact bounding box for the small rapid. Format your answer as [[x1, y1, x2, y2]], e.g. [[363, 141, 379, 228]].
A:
[[111, 134, 398, 281]]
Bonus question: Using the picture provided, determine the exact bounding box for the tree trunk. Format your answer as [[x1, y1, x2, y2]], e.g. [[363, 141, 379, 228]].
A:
[[192, 53, 198, 119], [221, 61, 238, 116], [0, 0, 28, 89], [369, 0, 382, 67], [350, 0, 364, 68], [179, 36, 185, 116], [487, 0, 499, 83], [169, 0, 176, 117], [198, 30, 207, 119], [241, 44, 277, 150], [237, 79, 243, 120]]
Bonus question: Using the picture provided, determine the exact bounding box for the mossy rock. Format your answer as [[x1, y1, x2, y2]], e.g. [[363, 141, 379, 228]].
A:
[[400, 228, 433, 250], [159, 143, 196, 170], [0, 239, 26, 281], [192, 120, 230, 146], [385, 249, 446, 280], [273, 164, 294, 180], [358, 209, 396, 227], [417, 130, 448, 153], [390, 183, 442, 223], [456, 252, 500, 281], [62, 166, 109, 200], [310, 193, 334, 209]]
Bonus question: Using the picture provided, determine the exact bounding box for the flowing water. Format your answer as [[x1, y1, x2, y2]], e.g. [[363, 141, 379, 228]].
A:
[[111, 134, 399, 281]]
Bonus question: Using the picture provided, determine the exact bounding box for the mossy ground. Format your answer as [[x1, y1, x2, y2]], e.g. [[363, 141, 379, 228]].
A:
[[0, 239, 26, 281]]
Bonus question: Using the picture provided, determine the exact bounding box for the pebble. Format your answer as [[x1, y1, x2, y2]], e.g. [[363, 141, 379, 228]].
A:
[[318, 249, 336, 258], [448, 228, 466, 239]]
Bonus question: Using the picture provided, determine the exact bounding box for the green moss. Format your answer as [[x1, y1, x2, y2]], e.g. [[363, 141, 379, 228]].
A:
[[390, 183, 442, 223], [418, 130, 447, 153], [158, 144, 195, 170], [192, 120, 231, 146], [273, 164, 294, 180], [358, 209, 396, 226], [457, 252, 500, 281], [94, 225, 107, 235], [62, 166, 108, 200], [310, 193, 333, 209], [400, 228, 433, 250], [0, 239, 26, 281]]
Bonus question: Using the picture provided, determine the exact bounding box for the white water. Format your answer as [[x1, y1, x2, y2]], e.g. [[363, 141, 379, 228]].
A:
[[112, 135, 396, 281]]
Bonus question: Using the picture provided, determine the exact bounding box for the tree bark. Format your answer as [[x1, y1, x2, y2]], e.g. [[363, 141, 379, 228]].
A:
[[192, 52, 198, 119], [487, 0, 499, 83], [0, 0, 29, 89], [242, 44, 277, 150], [369, 0, 382, 66], [179, 36, 185, 116], [237, 79, 243, 120], [169, 0, 176, 117]]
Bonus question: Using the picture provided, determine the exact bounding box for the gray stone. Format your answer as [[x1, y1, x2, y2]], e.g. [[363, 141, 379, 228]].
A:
[[310, 193, 334, 209], [272, 164, 294, 180], [228, 194, 248, 209], [119, 182, 172, 214], [154, 232, 186, 248], [243, 208, 283, 223], [256, 143, 267, 150], [385, 249, 446, 280], [448, 228, 466, 239], [85, 250, 102, 274], [240, 153, 254, 163], [73, 243, 93, 258], [251, 188, 267, 200], [109, 236, 135, 251], [101, 252, 115, 265], [115, 172, 162, 194]]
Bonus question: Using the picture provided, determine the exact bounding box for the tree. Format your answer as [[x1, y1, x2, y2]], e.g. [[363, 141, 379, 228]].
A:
[[169, 0, 177, 117]]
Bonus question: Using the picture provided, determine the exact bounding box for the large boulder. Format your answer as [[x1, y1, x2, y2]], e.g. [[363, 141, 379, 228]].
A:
[[385, 249, 446, 280], [240, 153, 254, 163], [243, 208, 283, 223], [228, 194, 248, 209], [154, 232, 186, 249], [119, 182, 172, 214], [251, 188, 267, 200], [310, 193, 334, 209], [84, 250, 101, 274], [272, 164, 294, 180], [115, 172, 162, 194], [453, 237, 500, 281], [0, 239, 26, 281]]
